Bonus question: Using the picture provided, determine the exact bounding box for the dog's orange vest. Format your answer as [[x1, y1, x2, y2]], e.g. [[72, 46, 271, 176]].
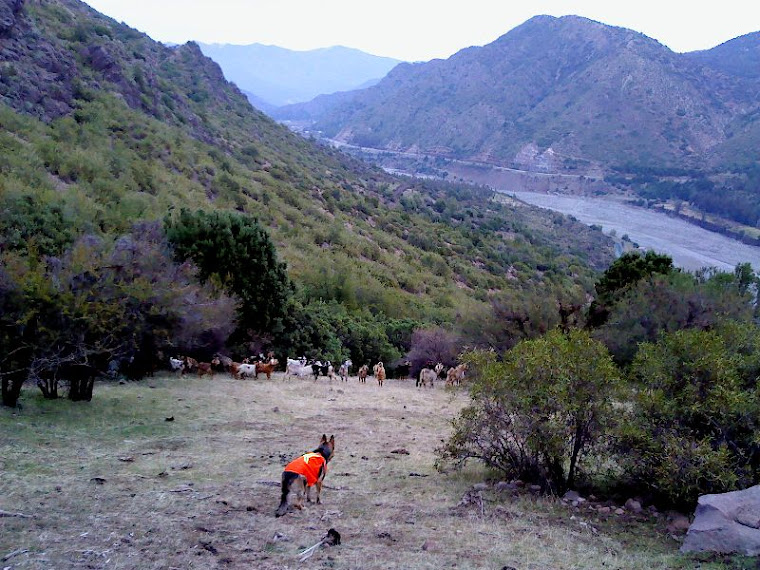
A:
[[284, 452, 327, 486]]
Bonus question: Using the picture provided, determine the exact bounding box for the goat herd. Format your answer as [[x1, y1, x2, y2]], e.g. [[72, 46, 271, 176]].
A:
[[167, 354, 467, 388]]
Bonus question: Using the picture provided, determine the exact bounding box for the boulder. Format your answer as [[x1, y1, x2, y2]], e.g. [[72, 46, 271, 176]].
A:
[[681, 485, 760, 555], [667, 513, 691, 534], [563, 490, 582, 502], [495, 481, 519, 492], [624, 498, 643, 514], [86, 44, 116, 72]]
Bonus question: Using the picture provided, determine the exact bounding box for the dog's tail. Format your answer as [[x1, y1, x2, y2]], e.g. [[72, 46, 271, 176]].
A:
[[275, 471, 296, 517]]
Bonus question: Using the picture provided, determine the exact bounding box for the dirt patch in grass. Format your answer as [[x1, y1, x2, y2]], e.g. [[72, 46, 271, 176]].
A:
[[0, 373, 724, 569]]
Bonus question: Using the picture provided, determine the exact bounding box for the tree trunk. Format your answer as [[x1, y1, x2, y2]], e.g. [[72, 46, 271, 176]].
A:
[[37, 373, 59, 399], [68, 368, 96, 401], [1, 370, 25, 408]]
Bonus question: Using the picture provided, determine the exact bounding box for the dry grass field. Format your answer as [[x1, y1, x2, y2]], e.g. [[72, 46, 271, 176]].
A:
[[0, 372, 746, 569]]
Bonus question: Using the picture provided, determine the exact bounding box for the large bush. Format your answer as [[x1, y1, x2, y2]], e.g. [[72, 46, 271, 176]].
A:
[[593, 270, 754, 365], [438, 329, 622, 493], [275, 299, 406, 368], [164, 208, 292, 348], [0, 222, 234, 406], [587, 250, 674, 328], [615, 325, 760, 507]]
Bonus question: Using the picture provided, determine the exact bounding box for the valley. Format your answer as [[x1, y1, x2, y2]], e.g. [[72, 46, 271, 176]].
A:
[[309, 136, 760, 272]]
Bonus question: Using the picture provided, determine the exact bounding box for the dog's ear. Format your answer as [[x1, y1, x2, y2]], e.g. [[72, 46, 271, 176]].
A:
[[320, 434, 327, 444], [329, 435, 335, 447]]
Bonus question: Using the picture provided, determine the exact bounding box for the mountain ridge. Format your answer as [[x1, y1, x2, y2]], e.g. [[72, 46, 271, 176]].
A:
[[277, 15, 759, 174], [198, 42, 402, 107]]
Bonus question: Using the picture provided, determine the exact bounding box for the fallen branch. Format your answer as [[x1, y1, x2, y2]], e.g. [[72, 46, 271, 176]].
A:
[[2, 548, 29, 562], [298, 528, 341, 562], [0, 509, 33, 519]]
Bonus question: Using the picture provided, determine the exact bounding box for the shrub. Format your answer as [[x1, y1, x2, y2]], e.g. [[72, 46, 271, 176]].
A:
[[406, 327, 460, 378], [615, 327, 760, 507], [164, 208, 293, 341], [438, 329, 621, 493], [593, 269, 754, 366], [587, 250, 674, 328]]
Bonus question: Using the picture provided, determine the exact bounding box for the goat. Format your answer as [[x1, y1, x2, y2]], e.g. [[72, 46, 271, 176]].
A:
[[286, 356, 307, 377], [357, 364, 369, 383], [418, 367, 437, 388], [373, 362, 386, 387], [214, 354, 233, 372], [446, 363, 467, 387], [255, 358, 279, 380], [169, 356, 185, 374], [417, 362, 444, 388], [287, 362, 312, 379], [237, 363, 257, 379], [338, 359, 352, 382], [229, 362, 242, 379], [182, 356, 199, 374], [197, 358, 219, 378], [311, 360, 334, 382]]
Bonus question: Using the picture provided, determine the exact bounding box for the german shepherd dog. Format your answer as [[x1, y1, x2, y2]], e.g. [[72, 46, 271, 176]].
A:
[[275, 434, 335, 517]]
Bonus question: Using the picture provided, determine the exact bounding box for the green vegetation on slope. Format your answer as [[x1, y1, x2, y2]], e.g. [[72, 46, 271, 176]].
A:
[[0, 0, 615, 404]]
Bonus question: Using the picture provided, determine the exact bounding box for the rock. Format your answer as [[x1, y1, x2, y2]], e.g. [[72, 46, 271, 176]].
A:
[[625, 498, 643, 514], [666, 512, 691, 533], [85, 44, 116, 72], [390, 448, 410, 455], [563, 490, 582, 502], [598, 506, 611, 514], [495, 481, 518, 492], [615, 508, 625, 515], [682, 485, 760, 555], [528, 484, 542, 494], [472, 483, 489, 491]]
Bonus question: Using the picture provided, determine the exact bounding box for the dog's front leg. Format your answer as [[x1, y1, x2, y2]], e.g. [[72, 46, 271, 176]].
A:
[[315, 480, 322, 504]]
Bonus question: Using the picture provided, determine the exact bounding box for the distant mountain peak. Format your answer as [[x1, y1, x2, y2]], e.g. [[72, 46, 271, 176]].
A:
[[276, 15, 760, 176], [197, 42, 402, 107]]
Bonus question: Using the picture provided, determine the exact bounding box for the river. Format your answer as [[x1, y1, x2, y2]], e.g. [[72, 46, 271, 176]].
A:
[[314, 137, 760, 273], [507, 191, 760, 272]]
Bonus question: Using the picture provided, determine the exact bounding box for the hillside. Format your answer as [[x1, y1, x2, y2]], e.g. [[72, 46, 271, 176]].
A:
[[198, 43, 402, 107], [0, 0, 614, 342], [276, 16, 760, 232], [282, 16, 742, 169]]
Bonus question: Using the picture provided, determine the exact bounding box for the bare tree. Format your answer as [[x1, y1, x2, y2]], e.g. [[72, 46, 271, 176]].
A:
[[407, 327, 460, 378]]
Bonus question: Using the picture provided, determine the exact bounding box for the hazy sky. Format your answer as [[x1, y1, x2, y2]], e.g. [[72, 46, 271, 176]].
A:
[[82, 0, 759, 61]]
